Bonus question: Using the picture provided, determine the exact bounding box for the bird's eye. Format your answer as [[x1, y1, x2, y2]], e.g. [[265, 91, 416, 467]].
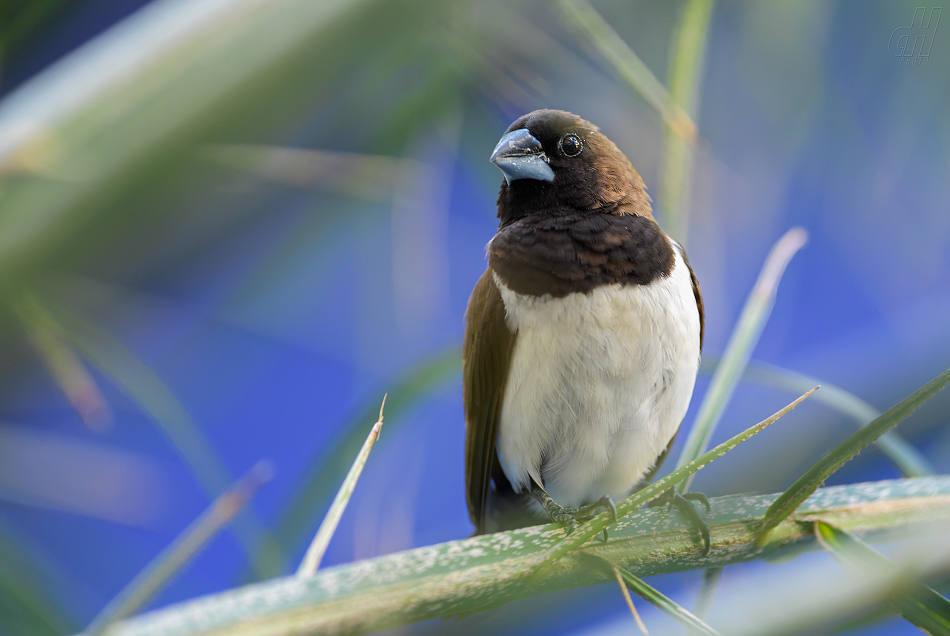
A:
[[559, 134, 583, 157]]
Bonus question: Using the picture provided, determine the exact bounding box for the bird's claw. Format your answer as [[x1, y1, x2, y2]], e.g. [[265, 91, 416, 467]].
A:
[[650, 488, 711, 555], [532, 488, 617, 540]]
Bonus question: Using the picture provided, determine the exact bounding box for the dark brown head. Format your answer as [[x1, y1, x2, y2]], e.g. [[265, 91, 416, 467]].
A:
[[490, 109, 652, 226]]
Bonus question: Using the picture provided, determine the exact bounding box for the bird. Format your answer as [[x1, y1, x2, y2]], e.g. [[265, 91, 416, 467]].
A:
[[463, 109, 707, 546]]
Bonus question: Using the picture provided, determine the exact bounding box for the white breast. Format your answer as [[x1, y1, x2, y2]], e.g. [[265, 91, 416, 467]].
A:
[[494, 248, 700, 509]]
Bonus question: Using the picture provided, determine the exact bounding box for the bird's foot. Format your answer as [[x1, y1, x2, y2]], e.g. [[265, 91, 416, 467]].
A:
[[649, 488, 711, 555], [531, 486, 616, 538]]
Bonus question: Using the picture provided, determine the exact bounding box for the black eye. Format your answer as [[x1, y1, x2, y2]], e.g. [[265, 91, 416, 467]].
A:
[[559, 134, 583, 157]]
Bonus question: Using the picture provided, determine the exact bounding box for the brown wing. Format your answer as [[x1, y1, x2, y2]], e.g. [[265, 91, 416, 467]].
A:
[[463, 269, 516, 533], [671, 240, 704, 350]]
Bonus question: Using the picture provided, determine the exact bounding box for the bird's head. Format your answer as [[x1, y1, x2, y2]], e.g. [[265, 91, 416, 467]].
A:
[[490, 109, 652, 225]]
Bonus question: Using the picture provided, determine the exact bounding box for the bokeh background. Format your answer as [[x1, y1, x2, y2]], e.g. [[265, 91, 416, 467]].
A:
[[0, 0, 948, 634]]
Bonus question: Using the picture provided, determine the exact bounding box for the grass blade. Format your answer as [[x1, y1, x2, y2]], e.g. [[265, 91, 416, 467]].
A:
[[675, 227, 808, 493], [731, 359, 934, 477], [84, 461, 272, 636], [543, 387, 817, 562], [757, 366, 950, 546], [270, 348, 460, 568], [15, 299, 112, 430], [0, 519, 80, 636], [588, 554, 720, 635], [815, 519, 950, 635], [28, 293, 285, 577], [609, 561, 648, 634], [556, 0, 697, 143], [694, 566, 723, 621], [297, 396, 386, 577], [660, 0, 715, 244]]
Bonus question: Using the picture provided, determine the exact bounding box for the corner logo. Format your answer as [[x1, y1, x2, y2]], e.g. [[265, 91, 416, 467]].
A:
[[889, 7, 942, 64]]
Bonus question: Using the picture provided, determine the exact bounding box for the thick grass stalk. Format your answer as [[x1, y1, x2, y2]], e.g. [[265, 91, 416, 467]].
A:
[[100, 476, 950, 636]]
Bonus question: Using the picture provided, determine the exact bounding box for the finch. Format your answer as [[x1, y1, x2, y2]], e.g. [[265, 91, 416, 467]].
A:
[[464, 109, 705, 539]]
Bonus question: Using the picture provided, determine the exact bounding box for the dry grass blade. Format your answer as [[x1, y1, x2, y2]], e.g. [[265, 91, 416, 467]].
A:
[[269, 349, 459, 575], [297, 396, 386, 577], [611, 562, 648, 634], [675, 227, 808, 493], [815, 520, 950, 635], [84, 461, 273, 636], [589, 555, 721, 636], [757, 366, 950, 546], [556, 0, 697, 143]]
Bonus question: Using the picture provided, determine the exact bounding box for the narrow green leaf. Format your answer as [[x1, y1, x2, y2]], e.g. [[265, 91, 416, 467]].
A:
[[733, 359, 933, 477], [590, 556, 721, 636], [24, 293, 286, 578], [543, 387, 817, 562], [675, 228, 808, 493], [0, 520, 79, 636], [269, 348, 460, 566], [556, 0, 697, 143], [297, 397, 385, 577], [660, 0, 715, 244], [815, 520, 950, 635], [694, 566, 723, 621], [757, 367, 950, 546], [84, 462, 272, 636]]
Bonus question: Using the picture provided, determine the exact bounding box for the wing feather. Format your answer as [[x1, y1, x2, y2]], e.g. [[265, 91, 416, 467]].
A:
[[463, 269, 516, 533]]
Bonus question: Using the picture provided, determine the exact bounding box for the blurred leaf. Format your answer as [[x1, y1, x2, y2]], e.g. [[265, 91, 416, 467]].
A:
[[556, 0, 697, 143], [269, 347, 461, 569], [757, 366, 950, 546], [0, 520, 79, 636], [202, 144, 427, 202], [676, 227, 808, 493], [0, 0, 75, 64], [24, 292, 286, 577], [15, 298, 112, 430], [660, 0, 714, 243], [0, 0, 376, 270], [815, 520, 950, 635], [588, 555, 720, 635], [297, 398, 385, 577], [730, 358, 934, 477], [85, 462, 272, 636]]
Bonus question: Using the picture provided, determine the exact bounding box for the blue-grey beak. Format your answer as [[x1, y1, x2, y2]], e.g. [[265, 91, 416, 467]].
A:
[[489, 129, 555, 184]]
